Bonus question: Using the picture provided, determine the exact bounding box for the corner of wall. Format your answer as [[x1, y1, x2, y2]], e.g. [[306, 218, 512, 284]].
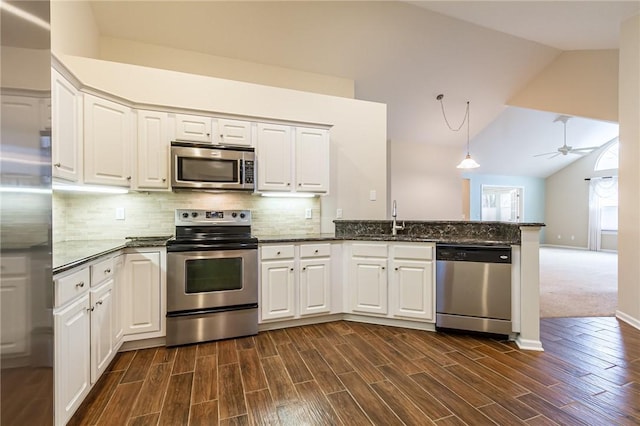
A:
[[51, 0, 100, 58]]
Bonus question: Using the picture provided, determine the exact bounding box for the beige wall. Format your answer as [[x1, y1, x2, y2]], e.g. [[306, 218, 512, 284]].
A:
[[617, 15, 640, 326], [508, 50, 619, 123], [390, 141, 464, 220], [50, 0, 100, 58], [59, 55, 387, 232], [99, 37, 355, 99], [544, 142, 616, 248]]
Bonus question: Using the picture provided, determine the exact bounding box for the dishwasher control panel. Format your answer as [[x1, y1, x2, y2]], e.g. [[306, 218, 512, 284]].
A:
[[436, 244, 511, 263]]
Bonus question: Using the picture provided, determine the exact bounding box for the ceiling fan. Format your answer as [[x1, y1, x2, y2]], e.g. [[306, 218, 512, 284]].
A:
[[534, 115, 600, 159]]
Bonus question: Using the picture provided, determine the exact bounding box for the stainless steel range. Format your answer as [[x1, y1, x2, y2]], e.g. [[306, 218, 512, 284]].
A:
[[166, 209, 258, 346]]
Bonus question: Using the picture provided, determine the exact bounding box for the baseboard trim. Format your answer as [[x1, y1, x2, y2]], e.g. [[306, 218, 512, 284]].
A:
[[515, 336, 544, 351], [616, 310, 640, 330], [540, 244, 588, 250]]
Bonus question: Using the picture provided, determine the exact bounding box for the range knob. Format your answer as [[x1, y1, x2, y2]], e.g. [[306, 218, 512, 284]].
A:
[[240, 212, 246, 219], [182, 212, 189, 218], [231, 212, 238, 218], [191, 212, 198, 218]]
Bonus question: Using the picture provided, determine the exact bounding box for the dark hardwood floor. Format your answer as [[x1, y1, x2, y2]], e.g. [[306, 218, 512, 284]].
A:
[[69, 317, 640, 425]]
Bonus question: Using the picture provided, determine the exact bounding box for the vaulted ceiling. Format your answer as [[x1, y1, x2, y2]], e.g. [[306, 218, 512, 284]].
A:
[[87, 1, 637, 177]]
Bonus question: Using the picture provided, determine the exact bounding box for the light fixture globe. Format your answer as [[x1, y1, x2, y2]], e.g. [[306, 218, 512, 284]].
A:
[[456, 154, 480, 169]]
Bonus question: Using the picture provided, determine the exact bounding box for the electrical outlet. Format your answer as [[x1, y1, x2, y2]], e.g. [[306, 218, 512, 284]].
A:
[[369, 190, 377, 201], [557, 234, 561, 239], [115, 207, 125, 220], [336, 208, 343, 219], [305, 208, 312, 219]]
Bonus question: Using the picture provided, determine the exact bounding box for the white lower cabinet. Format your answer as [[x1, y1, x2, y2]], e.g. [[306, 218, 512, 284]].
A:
[[389, 244, 435, 321], [0, 255, 29, 356], [54, 293, 91, 426], [122, 250, 163, 338], [260, 243, 333, 322], [347, 242, 435, 322], [349, 243, 388, 315], [90, 280, 114, 383]]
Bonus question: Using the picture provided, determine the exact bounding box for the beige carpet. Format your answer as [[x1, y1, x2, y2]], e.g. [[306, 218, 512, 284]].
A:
[[539, 247, 618, 318]]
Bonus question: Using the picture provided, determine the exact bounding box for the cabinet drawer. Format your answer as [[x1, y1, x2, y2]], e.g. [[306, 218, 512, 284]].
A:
[[351, 243, 387, 258], [91, 257, 115, 286], [56, 267, 90, 307], [299, 243, 331, 258], [261, 245, 295, 260], [1, 256, 28, 276], [393, 245, 433, 261]]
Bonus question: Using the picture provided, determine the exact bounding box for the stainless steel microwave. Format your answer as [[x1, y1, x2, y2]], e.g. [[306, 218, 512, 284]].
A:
[[171, 142, 255, 191]]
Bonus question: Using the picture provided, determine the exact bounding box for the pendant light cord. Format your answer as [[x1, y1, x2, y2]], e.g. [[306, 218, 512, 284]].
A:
[[437, 95, 469, 133]]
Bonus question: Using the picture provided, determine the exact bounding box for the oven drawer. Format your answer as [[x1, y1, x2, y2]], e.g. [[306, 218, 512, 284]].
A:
[[299, 243, 331, 258], [261, 245, 295, 260]]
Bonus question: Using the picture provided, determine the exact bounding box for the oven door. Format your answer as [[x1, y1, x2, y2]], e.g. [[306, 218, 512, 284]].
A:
[[167, 248, 258, 312]]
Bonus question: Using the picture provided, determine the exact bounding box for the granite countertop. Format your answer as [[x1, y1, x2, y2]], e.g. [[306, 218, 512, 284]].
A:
[[256, 234, 511, 245], [256, 234, 339, 243], [53, 236, 172, 275]]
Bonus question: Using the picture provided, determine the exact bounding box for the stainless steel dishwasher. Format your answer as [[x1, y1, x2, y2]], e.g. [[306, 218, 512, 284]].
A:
[[436, 244, 512, 335]]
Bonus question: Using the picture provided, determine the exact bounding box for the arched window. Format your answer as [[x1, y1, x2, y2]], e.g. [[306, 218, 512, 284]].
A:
[[595, 140, 619, 171]]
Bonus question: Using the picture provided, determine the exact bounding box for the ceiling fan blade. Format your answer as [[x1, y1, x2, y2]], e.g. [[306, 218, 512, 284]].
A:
[[533, 152, 558, 157], [571, 146, 600, 152], [548, 152, 561, 159]]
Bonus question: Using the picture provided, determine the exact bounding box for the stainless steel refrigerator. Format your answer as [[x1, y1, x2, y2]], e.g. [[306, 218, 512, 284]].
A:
[[0, 1, 54, 424]]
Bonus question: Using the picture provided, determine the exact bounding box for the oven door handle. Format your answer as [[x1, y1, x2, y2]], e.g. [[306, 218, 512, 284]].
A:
[[167, 242, 258, 252]]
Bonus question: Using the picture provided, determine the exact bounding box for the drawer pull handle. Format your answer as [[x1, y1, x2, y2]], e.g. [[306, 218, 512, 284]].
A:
[[87, 307, 94, 312], [76, 281, 85, 288], [105, 268, 111, 273], [96, 301, 103, 306], [54, 163, 61, 167]]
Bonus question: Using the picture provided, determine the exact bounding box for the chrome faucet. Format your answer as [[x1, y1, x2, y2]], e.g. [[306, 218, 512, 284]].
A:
[[391, 200, 405, 236]]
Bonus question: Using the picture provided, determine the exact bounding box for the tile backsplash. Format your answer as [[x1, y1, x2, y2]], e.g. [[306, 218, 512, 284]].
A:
[[53, 191, 320, 242]]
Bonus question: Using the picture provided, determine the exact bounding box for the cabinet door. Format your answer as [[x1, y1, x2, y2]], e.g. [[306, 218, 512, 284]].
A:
[[260, 260, 295, 321], [218, 119, 253, 147], [136, 110, 169, 190], [295, 127, 329, 193], [90, 280, 114, 384], [54, 294, 91, 426], [350, 257, 388, 315], [52, 69, 82, 182], [113, 255, 125, 347], [84, 94, 132, 186], [391, 259, 434, 321], [123, 252, 161, 336], [256, 123, 292, 191], [175, 113, 212, 143], [0, 275, 28, 355], [299, 258, 331, 316]]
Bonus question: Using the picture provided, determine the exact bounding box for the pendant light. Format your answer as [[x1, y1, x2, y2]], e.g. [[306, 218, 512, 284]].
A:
[[436, 94, 480, 169]]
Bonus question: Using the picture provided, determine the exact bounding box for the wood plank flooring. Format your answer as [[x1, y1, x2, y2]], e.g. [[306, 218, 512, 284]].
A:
[[69, 317, 640, 425]]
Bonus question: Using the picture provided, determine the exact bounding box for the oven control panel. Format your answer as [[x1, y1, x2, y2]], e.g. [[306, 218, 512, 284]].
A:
[[175, 209, 251, 226]]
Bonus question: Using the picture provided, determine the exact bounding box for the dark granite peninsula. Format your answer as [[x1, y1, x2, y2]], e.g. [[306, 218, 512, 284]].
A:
[[334, 220, 544, 244]]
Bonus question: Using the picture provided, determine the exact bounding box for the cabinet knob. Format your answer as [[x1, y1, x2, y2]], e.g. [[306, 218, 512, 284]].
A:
[[54, 163, 61, 168], [395, 267, 399, 271], [298, 183, 302, 186], [314, 249, 319, 254], [162, 178, 166, 182], [302, 267, 306, 271], [276, 251, 281, 255], [76, 281, 85, 288], [206, 133, 210, 137], [105, 268, 111, 273], [126, 176, 132, 180], [290, 268, 294, 272], [381, 267, 386, 270]]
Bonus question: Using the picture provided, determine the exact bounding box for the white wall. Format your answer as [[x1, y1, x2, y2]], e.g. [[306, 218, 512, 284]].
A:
[[50, 0, 100, 58], [544, 141, 617, 248], [59, 55, 387, 232], [99, 37, 355, 99], [617, 14, 640, 326], [389, 141, 463, 220], [508, 50, 619, 122]]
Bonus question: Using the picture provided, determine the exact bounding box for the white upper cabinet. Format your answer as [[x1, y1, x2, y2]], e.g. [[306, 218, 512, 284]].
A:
[[135, 110, 169, 190], [295, 127, 329, 193], [218, 118, 253, 147], [256, 123, 293, 191], [174, 113, 213, 143], [83, 94, 132, 187], [52, 69, 82, 182], [257, 124, 329, 194]]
